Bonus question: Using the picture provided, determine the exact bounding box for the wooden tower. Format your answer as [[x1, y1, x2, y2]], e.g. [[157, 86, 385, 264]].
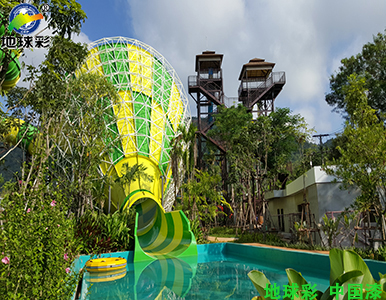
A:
[[238, 58, 286, 117]]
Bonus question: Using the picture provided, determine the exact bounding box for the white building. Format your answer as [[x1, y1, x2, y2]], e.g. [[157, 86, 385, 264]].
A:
[[265, 166, 361, 245]]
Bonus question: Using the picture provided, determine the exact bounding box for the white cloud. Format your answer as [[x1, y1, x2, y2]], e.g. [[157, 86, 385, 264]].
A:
[[72, 31, 92, 44], [124, 0, 386, 134]]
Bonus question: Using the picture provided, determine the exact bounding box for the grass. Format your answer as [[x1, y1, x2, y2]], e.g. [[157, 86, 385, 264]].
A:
[[208, 226, 238, 237]]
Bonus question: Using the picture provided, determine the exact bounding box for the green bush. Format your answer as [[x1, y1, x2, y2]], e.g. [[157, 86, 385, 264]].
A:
[[208, 226, 237, 237], [0, 183, 81, 299], [236, 232, 284, 245], [75, 208, 136, 254], [235, 232, 329, 251], [190, 218, 209, 244], [351, 246, 386, 262]]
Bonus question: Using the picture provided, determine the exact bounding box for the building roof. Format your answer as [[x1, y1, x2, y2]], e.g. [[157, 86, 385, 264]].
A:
[[265, 166, 339, 200], [238, 58, 275, 80], [195, 51, 223, 72]]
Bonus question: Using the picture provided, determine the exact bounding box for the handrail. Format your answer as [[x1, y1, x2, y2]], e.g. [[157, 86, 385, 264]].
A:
[[188, 74, 223, 87], [188, 75, 197, 87], [238, 71, 286, 96], [223, 95, 239, 108]]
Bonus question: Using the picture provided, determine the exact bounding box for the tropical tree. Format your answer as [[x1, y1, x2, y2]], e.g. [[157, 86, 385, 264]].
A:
[[2, 29, 120, 217], [208, 105, 311, 229], [114, 162, 154, 208], [0, 1, 87, 95], [170, 123, 197, 203], [206, 105, 252, 227], [326, 29, 386, 117], [180, 166, 228, 232], [325, 74, 386, 245], [0, 1, 93, 298]]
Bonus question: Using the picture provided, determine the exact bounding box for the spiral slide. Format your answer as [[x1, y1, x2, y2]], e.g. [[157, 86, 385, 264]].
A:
[[3, 119, 38, 154], [133, 200, 197, 261], [0, 49, 21, 91], [0, 25, 21, 92], [78, 37, 197, 261]]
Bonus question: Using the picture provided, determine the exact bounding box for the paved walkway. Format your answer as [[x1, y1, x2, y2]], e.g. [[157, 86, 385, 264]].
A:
[[243, 243, 329, 255], [206, 236, 239, 242], [206, 236, 329, 255]]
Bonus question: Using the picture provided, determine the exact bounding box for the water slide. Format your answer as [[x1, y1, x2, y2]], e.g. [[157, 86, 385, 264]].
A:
[[4, 37, 197, 262], [81, 37, 197, 261], [0, 23, 21, 92]]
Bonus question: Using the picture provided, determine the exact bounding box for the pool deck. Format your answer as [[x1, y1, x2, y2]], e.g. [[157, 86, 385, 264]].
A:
[[206, 236, 329, 255], [243, 243, 329, 255]]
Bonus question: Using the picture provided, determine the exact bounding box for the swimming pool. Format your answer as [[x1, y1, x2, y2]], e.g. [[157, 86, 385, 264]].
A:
[[73, 243, 386, 300]]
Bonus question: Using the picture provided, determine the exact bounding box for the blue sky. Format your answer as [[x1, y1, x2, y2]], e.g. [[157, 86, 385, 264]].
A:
[[16, 0, 386, 143]]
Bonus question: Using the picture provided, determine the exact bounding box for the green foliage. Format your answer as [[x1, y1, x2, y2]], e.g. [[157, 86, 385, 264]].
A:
[[293, 221, 310, 243], [248, 249, 386, 300], [351, 246, 386, 262], [0, 182, 81, 299], [235, 232, 329, 252], [210, 106, 311, 193], [190, 217, 209, 244], [0, 2, 133, 298], [3, 54, 121, 217], [33, 0, 87, 39], [115, 163, 154, 198], [208, 104, 252, 149], [236, 232, 284, 245], [325, 74, 386, 241], [75, 209, 136, 254], [321, 214, 340, 248], [208, 105, 312, 228], [170, 123, 197, 199], [326, 29, 386, 117], [52, 73, 120, 216], [326, 134, 349, 161], [17, 36, 89, 114], [209, 226, 237, 237], [181, 167, 224, 223]]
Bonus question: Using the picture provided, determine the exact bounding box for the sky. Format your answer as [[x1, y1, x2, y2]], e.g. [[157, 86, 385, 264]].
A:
[[16, 0, 386, 143]]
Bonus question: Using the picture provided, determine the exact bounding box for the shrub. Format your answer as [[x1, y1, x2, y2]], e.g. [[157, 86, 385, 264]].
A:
[[209, 226, 237, 237], [75, 208, 136, 254], [0, 183, 80, 299], [351, 246, 386, 262], [236, 232, 284, 245], [190, 218, 209, 244]]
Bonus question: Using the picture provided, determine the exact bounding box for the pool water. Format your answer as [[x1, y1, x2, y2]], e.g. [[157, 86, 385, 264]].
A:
[[80, 251, 330, 300]]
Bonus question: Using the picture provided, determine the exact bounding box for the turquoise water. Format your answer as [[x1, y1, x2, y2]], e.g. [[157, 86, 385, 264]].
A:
[[80, 252, 330, 300]]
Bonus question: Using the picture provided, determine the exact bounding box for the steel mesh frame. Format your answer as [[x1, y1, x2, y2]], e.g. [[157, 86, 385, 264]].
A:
[[79, 37, 191, 207]]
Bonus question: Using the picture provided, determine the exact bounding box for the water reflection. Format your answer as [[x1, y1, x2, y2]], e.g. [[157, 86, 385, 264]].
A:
[[82, 255, 328, 300], [82, 256, 197, 299]]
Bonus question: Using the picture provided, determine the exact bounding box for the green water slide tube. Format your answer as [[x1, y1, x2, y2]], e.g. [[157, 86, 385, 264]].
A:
[[3, 119, 38, 154], [78, 37, 197, 261], [0, 24, 21, 92]]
